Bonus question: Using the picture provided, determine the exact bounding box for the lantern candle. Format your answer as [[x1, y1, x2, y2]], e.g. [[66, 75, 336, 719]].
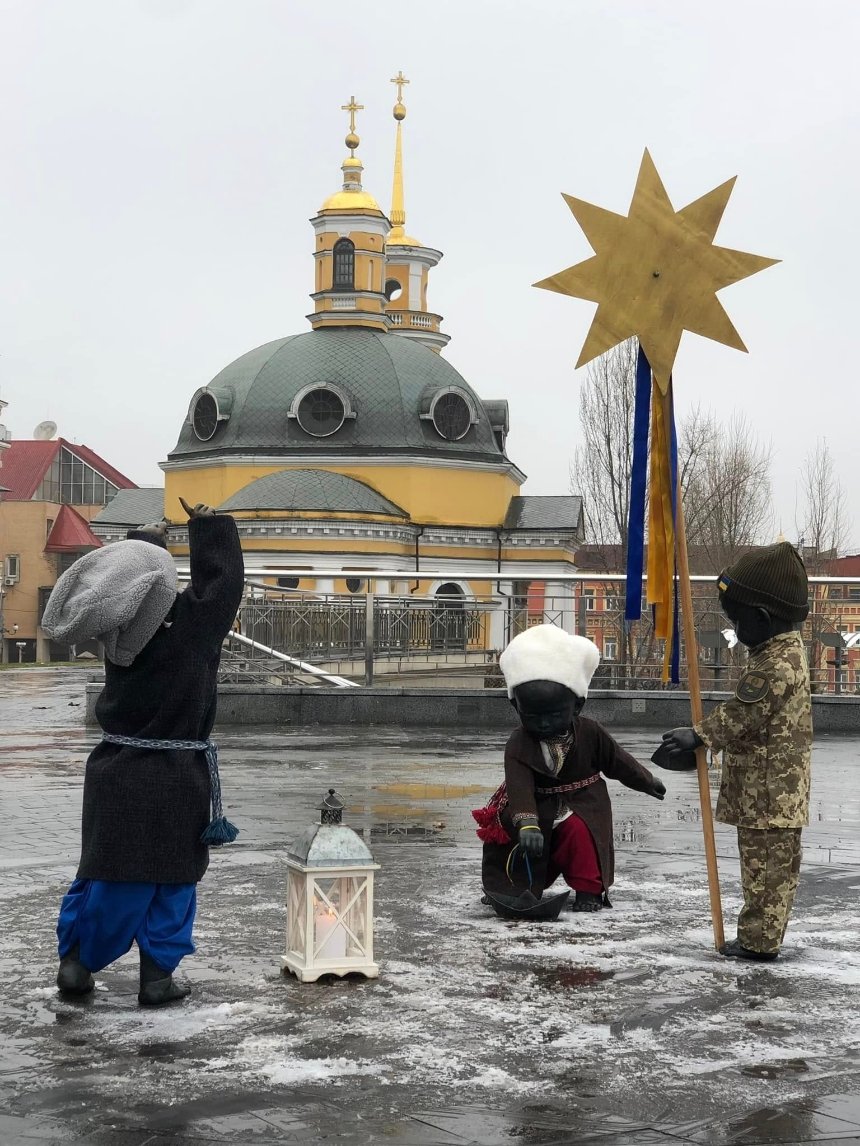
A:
[[315, 903, 347, 959]]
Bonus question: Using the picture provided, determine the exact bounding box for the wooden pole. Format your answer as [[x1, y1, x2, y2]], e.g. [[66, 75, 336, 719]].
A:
[[666, 387, 725, 950]]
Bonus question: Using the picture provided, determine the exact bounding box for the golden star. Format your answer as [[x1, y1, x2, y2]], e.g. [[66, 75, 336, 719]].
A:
[[534, 150, 779, 393]]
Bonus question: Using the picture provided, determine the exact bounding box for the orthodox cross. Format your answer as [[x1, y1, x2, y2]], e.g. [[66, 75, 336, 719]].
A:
[[390, 71, 410, 102], [341, 96, 364, 135]]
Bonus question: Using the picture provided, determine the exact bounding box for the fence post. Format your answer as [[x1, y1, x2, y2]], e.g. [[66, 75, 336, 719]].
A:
[[364, 589, 375, 686]]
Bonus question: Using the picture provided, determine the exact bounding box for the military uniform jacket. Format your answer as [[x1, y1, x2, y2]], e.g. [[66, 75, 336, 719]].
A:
[[695, 630, 812, 829]]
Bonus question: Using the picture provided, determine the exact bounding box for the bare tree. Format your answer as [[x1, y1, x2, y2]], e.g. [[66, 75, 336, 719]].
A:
[[683, 413, 775, 570], [571, 344, 773, 569], [570, 339, 637, 567], [797, 439, 849, 572], [570, 344, 774, 685]]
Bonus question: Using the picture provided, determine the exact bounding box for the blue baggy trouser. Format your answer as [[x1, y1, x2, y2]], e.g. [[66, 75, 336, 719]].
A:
[[57, 879, 197, 974]]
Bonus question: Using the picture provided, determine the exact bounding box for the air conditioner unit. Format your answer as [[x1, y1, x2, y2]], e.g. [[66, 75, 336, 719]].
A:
[[4, 577, 17, 587]]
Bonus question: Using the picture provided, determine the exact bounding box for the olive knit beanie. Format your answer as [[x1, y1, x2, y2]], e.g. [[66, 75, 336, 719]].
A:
[[718, 542, 809, 622]]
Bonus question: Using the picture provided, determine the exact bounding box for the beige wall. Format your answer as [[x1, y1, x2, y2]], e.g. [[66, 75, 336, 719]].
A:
[[0, 501, 60, 641]]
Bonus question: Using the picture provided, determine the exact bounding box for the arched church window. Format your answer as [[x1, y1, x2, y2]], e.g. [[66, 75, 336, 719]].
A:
[[333, 239, 355, 290], [435, 582, 464, 597]]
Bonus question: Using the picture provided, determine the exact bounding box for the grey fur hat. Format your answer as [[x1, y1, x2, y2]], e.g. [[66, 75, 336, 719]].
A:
[[42, 540, 177, 667]]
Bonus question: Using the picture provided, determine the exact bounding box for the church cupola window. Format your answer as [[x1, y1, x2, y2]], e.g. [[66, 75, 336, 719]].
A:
[[332, 239, 355, 290], [289, 382, 356, 438], [384, 278, 403, 301], [190, 387, 232, 442], [427, 387, 476, 441]]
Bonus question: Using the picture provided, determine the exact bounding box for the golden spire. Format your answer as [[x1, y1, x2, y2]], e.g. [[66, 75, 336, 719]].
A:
[[388, 71, 419, 245]]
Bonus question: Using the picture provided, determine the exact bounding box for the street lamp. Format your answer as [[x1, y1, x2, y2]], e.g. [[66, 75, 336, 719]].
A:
[[282, 789, 380, 983]]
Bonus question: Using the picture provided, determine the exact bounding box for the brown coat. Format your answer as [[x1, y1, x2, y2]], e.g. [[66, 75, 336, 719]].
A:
[[481, 717, 657, 897]]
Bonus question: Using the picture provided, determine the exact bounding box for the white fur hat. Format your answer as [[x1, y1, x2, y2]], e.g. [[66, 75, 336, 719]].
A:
[[499, 624, 601, 699]]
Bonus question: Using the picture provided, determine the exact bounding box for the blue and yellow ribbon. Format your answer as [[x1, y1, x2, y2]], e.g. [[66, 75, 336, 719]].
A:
[[625, 344, 680, 684]]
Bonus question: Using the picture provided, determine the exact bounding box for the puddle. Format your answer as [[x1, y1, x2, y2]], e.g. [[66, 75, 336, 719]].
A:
[[372, 783, 487, 799], [741, 1059, 809, 1079], [370, 820, 447, 841], [138, 1043, 180, 1059], [533, 965, 615, 990]]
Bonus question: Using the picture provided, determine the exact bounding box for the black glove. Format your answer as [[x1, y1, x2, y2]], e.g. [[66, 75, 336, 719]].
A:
[[648, 778, 667, 801], [517, 825, 544, 858], [662, 727, 703, 756]]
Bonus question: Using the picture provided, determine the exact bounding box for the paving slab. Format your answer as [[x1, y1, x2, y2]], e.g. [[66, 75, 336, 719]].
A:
[[1, 670, 860, 1144]]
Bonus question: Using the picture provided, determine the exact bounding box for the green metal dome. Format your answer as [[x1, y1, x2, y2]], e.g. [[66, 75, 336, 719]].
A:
[[167, 328, 508, 465], [217, 469, 406, 517]]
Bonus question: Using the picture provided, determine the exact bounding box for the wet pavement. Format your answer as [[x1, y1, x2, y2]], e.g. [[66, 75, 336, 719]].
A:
[[1, 668, 860, 1145]]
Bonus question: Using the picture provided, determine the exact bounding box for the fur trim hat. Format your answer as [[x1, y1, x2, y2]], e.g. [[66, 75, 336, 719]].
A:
[[42, 540, 178, 667], [499, 624, 601, 699], [718, 542, 809, 622]]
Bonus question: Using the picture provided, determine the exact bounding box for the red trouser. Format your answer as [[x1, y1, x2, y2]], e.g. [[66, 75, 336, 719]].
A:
[[546, 813, 603, 894]]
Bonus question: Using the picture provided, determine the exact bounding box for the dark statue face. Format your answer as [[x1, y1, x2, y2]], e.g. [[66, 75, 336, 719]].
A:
[[511, 680, 584, 739], [719, 592, 792, 649]]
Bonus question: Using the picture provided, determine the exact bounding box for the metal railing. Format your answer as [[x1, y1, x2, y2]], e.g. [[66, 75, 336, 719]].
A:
[[216, 571, 860, 693]]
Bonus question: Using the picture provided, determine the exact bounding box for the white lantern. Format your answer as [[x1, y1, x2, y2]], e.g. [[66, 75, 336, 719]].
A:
[[282, 789, 380, 983]]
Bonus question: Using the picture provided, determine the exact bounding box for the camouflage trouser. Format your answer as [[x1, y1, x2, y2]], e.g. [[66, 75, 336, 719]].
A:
[[736, 827, 802, 954]]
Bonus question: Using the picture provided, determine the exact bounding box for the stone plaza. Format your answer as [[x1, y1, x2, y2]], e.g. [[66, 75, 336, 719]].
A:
[[2, 668, 860, 1145]]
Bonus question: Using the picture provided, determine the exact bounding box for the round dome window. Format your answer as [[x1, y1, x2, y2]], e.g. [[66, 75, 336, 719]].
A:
[[296, 387, 347, 437], [192, 392, 220, 441], [431, 391, 472, 441]]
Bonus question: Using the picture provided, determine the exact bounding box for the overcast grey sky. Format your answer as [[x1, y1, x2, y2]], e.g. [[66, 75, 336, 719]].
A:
[[1, 0, 857, 547]]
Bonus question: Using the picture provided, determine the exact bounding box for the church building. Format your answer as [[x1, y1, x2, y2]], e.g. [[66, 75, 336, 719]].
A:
[[94, 78, 583, 612]]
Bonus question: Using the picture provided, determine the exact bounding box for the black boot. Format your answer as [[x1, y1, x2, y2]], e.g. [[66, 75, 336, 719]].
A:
[[572, 891, 603, 913], [719, 938, 778, 962], [57, 945, 94, 995], [138, 951, 190, 1007]]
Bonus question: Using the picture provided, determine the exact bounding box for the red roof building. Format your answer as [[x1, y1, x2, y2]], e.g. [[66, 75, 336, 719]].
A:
[[0, 438, 135, 502], [0, 436, 136, 663], [44, 505, 102, 553]]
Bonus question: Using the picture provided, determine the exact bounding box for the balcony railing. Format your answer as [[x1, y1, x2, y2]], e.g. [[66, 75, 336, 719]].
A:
[[210, 570, 860, 693]]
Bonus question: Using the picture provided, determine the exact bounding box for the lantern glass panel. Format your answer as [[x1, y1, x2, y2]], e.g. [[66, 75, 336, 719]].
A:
[[344, 876, 368, 954], [286, 871, 307, 956], [310, 875, 371, 961]]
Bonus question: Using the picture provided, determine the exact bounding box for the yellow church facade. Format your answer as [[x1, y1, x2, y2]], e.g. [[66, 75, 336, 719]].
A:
[[95, 77, 583, 607]]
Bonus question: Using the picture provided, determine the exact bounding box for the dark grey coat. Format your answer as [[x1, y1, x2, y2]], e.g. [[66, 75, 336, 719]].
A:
[[77, 515, 244, 884]]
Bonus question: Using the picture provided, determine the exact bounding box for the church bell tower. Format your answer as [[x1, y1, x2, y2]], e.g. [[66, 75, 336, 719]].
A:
[[308, 97, 391, 333]]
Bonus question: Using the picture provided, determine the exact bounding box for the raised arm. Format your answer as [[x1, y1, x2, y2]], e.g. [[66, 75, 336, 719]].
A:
[[183, 507, 245, 644]]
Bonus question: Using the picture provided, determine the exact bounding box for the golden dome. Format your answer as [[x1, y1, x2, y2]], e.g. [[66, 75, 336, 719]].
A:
[[388, 228, 422, 246], [393, 101, 406, 122], [320, 189, 382, 212]]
